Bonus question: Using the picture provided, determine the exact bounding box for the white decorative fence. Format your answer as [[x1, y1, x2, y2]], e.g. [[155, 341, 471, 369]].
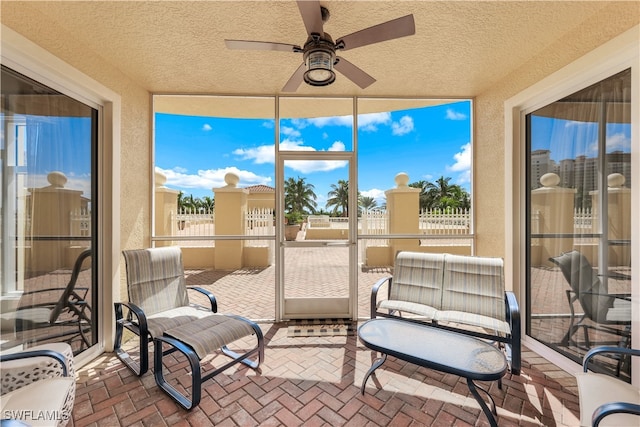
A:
[[418, 208, 470, 235], [70, 208, 91, 237], [245, 208, 275, 248], [359, 208, 471, 236], [173, 208, 215, 236]]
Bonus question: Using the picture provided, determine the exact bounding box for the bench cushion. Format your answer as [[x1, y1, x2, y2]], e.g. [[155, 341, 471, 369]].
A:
[[378, 300, 439, 320], [442, 254, 506, 322], [388, 252, 445, 310], [435, 310, 511, 335]]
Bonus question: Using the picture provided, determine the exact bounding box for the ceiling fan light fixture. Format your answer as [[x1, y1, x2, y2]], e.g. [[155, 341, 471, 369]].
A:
[[303, 48, 336, 86]]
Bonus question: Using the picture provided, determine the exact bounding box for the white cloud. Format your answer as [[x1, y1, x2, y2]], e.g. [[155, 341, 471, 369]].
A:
[[202, 124, 212, 131], [446, 143, 471, 185], [262, 121, 274, 129], [391, 115, 414, 136], [285, 141, 348, 173], [286, 159, 348, 174], [606, 132, 631, 152], [358, 112, 391, 132], [233, 140, 347, 174], [447, 143, 471, 172], [233, 144, 276, 164], [585, 132, 631, 157], [291, 112, 392, 132], [446, 109, 467, 121], [360, 188, 387, 205], [156, 166, 271, 190], [306, 115, 353, 128], [281, 126, 301, 138]]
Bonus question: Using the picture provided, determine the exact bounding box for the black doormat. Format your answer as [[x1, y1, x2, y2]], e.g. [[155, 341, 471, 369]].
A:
[[287, 319, 356, 337]]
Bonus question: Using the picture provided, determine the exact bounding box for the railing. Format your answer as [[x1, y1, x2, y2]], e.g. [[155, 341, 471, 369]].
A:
[[530, 207, 597, 235], [245, 208, 275, 247], [419, 208, 470, 235], [173, 208, 215, 235], [70, 208, 91, 237], [574, 207, 596, 232]]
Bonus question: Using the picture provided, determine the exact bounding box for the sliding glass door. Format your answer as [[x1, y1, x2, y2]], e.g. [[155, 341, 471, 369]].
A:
[[1, 65, 98, 355], [526, 69, 633, 380]]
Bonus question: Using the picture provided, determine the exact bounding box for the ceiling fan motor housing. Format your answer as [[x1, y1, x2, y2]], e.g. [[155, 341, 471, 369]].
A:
[[303, 36, 336, 86]]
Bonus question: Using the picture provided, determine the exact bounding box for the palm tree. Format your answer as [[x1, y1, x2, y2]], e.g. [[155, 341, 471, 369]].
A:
[[412, 176, 471, 211], [284, 176, 317, 218], [409, 180, 437, 211], [359, 196, 377, 212], [201, 196, 215, 213], [177, 191, 198, 212], [326, 179, 349, 217]]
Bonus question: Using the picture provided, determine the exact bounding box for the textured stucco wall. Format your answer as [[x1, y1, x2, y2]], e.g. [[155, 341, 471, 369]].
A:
[[2, 4, 152, 302], [473, 2, 639, 260]]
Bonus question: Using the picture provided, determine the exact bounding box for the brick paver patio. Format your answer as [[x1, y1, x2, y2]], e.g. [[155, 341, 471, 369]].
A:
[[69, 246, 585, 426]]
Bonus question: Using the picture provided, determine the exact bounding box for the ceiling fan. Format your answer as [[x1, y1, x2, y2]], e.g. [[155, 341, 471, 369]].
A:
[[224, 1, 415, 92]]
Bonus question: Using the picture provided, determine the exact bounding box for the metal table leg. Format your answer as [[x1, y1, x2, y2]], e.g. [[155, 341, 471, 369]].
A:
[[467, 378, 498, 427], [360, 353, 387, 395]]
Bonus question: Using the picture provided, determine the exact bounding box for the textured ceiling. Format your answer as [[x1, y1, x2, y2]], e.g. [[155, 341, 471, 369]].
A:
[[2, 1, 632, 97]]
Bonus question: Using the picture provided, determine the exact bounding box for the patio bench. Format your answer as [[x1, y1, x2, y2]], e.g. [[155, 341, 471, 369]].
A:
[[371, 251, 521, 375]]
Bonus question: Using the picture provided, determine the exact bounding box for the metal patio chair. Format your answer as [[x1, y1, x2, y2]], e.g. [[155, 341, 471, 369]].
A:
[[2, 249, 93, 351], [576, 346, 640, 426], [549, 251, 631, 352], [114, 246, 264, 387]]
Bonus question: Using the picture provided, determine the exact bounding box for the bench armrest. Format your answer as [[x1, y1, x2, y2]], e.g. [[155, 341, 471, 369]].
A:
[[505, 291, 521, 375], [188, 286, 218, 312], [371, 276, 392, 319]]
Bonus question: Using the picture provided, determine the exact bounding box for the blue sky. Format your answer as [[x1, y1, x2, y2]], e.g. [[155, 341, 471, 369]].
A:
[[155, 100, 472, 208], [530, 115, 632, 162]]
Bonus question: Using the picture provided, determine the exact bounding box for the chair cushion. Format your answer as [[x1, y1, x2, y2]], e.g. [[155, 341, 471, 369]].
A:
[[164, 314, 257, 359], [389, 252, 445, 310], [442, 254, 506, 322], [146, 304, 214, 338], [123, 247, 189, 316], [1, 377, 75, 427], [576, 371, 640, 427]]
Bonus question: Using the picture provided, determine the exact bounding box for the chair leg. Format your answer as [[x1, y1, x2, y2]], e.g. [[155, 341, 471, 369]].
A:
[[114, 304, 148, 376], [154, 336, 201, 410]]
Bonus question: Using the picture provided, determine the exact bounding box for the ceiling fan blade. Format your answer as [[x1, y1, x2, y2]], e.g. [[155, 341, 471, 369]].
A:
[[282, 63, 306, 92], [337, 15, 415, 51], [334, 57, 376, 89], [297, 0, 324, 36], [225, 39, 300, 53]]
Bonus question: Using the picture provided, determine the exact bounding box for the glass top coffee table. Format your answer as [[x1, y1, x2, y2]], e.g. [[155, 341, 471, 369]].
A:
[[358, 318, 508, 427]]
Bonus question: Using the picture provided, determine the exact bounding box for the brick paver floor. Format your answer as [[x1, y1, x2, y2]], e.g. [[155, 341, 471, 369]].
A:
[[14, 245, 613, 425], [73, 326, 581, 426]]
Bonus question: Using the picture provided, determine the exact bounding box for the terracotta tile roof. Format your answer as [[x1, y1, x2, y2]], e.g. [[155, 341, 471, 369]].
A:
[[245, 184, 275, 193]]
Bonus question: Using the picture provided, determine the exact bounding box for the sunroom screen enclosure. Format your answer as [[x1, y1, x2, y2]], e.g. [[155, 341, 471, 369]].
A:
[[152, 96, 474, 321]]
